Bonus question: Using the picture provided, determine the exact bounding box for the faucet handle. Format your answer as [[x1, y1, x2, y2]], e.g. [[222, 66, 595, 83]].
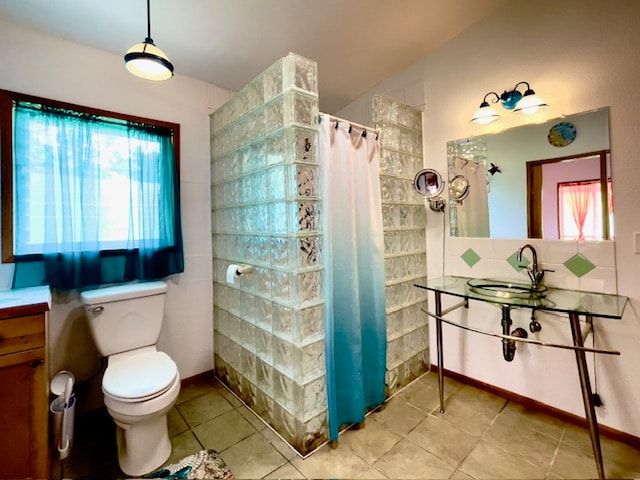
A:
[[534, 268, 554, 284]]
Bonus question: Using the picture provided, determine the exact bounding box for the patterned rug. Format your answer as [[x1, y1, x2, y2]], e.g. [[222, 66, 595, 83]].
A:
[[145, 449, 234, 479]]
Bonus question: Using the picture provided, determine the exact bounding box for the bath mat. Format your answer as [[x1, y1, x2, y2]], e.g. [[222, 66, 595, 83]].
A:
[[145, 449, 234, 479]]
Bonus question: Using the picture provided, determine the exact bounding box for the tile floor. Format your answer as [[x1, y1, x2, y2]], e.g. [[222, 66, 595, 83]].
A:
[[58, 372, 640, 479]]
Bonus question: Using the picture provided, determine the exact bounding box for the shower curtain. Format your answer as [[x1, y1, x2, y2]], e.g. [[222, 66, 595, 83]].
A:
[[319, 113, 387, 441]]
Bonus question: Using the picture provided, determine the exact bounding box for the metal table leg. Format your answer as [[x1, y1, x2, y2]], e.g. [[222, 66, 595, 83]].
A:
[[435, 291, 445, 413], [569, 313, 605, 480]]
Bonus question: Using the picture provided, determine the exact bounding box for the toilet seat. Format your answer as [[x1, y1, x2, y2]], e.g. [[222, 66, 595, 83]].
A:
[[103, 351, 178, 402]]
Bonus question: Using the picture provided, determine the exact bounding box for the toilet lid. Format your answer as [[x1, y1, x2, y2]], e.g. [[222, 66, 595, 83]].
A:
[[103, 351, 178, 401]]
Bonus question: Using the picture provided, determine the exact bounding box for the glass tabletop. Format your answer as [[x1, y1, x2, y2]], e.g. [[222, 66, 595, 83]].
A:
[[414, 276, 628, 319]]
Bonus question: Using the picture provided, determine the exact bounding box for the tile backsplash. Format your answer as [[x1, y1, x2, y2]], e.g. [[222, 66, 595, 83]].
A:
[[445, 237, 617, 294]]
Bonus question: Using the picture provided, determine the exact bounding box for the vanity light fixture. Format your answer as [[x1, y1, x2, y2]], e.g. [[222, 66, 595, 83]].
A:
[[470, 81, 548, 124], [124, 0, 174, 81]]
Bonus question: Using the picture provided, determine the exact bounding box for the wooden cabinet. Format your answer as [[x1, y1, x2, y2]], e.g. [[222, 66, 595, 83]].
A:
[[0, 296, 50, 479]]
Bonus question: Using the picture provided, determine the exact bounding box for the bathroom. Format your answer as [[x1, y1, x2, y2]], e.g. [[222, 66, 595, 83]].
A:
[[0, 0, 639, 478]]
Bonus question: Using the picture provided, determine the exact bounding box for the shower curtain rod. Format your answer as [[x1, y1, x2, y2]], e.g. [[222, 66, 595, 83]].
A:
[[319, 113, 380, 138]]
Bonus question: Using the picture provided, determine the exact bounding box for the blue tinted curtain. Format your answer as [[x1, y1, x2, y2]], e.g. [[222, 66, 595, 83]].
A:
[[12, 103, 183, 290], [319, 114, 387, 441]]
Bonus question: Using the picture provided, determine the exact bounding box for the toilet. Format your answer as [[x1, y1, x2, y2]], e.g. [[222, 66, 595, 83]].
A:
[[80, 280, 180, 476]]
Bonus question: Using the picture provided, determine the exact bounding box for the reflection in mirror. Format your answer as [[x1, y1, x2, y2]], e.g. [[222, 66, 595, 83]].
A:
[[448, 107, 612, 239], [414, 168, 444, 197], [449, 175, 470, 202], [414, 168, 446, 212]]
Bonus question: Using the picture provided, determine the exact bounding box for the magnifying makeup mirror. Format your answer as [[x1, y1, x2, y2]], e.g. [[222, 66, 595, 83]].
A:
[[414, 168, 446, 212], [449, 174, 470, 203]]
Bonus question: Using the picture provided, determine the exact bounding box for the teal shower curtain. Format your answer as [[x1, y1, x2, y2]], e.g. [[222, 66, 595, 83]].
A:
[[319, 114, 387, 441]]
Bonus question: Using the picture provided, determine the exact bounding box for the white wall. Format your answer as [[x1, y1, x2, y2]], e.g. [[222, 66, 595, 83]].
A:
[[0, 18, 233, 410], [339, 0, 640, 438]]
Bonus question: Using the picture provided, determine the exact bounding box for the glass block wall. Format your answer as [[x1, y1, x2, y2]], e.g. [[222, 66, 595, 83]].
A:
[[210, 53, 328, 455], [372, 95, 429, 396]]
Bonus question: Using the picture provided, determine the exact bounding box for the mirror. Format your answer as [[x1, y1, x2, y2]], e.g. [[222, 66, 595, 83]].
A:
[[448, 107, 612, 239], [414, 168, 446, 212]]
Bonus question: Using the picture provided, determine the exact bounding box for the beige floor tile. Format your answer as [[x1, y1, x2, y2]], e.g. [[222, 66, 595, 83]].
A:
[[221, 432, 288, 479], [406, 414, 480, 466], [599, 435, 640, 471], [431, 393, 498, 437], [605, 460, 640, 480], [290, 441, 370, 479], [449, 383, 508, 414], [550, 441, 599, 479], [373, 438, 456, 479], [561, 422, 595, 453], [164, 430, 203, 466], [260, 425, 300, 461], [354, 465, 391, 479], [337, 419, 402, 464], [458, 439, 548, 479], [218, 384, 244, 407], [193, 408, 257, 451], [177, 390, 235, 426], [263, 462, 306, 479], [369, 397, 428, 436], [237, 404, 268, 432], [176, 378, 217, 404], [167, 406, 189, 437], [482, 419, 559, 470], [394, 375, 444, 413], [450, 468, 474, 479], [63, 379, 640, 480], [494, 401, 566, 440]]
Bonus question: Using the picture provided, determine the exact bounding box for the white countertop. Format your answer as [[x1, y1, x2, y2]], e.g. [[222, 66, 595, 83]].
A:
[[0, 285, 51, 317]]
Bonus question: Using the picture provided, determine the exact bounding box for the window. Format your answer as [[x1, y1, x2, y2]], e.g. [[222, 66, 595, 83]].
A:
[[1, 90, 183, 289], [558, 179, 614, 241]]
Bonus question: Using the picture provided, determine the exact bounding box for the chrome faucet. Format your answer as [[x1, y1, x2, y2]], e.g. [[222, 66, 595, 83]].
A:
[[517, 244, 551, 289]]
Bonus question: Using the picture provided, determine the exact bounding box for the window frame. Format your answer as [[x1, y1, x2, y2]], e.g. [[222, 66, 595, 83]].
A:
[[0, 89, 181, 263]]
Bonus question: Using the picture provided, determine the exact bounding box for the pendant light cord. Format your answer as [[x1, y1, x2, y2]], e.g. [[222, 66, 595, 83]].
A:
[[145, 0, 152, 42]]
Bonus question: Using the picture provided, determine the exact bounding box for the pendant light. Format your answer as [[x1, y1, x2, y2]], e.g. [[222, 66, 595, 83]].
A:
[[124, 0, 174, 81]]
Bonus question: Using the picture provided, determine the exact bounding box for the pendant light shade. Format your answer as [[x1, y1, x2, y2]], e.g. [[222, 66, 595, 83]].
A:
[[124, 0, 174, 81], [513, 88, 548, 114], [470, 96, 501, 125]]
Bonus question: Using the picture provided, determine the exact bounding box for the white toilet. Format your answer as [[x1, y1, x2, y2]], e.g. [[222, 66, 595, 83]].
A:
[[80, 280, 180, 477]]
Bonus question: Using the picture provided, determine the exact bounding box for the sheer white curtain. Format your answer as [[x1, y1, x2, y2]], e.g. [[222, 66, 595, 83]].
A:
[[319, 114, 386, 441]]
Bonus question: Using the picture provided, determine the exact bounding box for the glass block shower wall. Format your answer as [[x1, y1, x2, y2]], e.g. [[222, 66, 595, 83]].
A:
[[210, 53, 328, 455], [372, 95, 429, 396]]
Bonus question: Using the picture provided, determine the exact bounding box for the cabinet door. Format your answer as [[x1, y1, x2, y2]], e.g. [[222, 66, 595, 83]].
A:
[[0, 347, 48, 479]]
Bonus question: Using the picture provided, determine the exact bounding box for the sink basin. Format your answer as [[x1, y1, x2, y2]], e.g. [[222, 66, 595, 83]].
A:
[[467, 278, 548, 300]]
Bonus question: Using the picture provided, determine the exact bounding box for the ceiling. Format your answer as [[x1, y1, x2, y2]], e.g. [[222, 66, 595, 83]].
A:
[[0, 0, 506, 113]]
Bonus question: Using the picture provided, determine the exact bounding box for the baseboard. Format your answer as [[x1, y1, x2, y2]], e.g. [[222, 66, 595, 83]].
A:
[[180, 369, 216, 387], [430, 365, 640, 450]]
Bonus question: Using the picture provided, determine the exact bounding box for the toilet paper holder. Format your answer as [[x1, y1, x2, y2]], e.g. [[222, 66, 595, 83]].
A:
[[235, 265, 253, 275], [226, 264, 253, 285]]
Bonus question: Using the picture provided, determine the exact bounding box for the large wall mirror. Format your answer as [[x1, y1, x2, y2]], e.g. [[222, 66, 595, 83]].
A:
[[447, 107, 612, 240]]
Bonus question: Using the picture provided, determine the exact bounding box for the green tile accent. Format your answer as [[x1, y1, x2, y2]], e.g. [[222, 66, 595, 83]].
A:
[[564, 253, 596, 278], [507, 251, 529, 272], [461, 248, 481, 267]]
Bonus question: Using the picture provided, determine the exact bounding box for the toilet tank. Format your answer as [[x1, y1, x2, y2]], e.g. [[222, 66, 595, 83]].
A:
[[80, 281, 168, 357]]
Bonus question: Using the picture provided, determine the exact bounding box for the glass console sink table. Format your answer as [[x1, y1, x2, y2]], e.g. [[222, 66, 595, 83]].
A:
[[414, 276, 628, 480]]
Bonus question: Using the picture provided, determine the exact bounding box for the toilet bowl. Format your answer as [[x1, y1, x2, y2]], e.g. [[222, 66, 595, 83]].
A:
[[80, 281, 180, 476], [102, 347, 180, 476]]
